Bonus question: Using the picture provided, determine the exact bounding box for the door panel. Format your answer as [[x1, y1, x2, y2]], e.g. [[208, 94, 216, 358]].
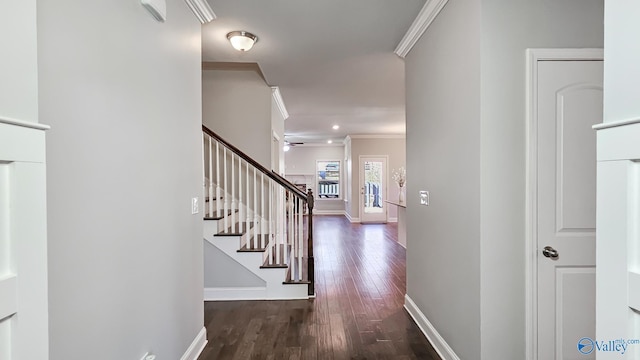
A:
[[537, 60, 602, 360], [360, 156, 387, 223]]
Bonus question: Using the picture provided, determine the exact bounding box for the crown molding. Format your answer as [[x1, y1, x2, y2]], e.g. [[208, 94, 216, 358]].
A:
[[184, 0, 216, 24], [394, 0, 449, 58], [271, 87, 290, 120], [348, 134, 405, 139]]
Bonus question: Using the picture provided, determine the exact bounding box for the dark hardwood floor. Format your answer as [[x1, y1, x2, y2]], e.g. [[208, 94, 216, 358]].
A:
[[198, 215, 441, 360]]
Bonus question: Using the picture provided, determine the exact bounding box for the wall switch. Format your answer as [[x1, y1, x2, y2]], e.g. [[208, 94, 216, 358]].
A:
[[420, 191, 429, 206], [192, 197, 199, 214]]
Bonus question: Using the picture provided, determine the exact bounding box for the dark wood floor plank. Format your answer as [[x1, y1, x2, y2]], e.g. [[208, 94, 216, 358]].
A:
[[198, 215, 441, 360]]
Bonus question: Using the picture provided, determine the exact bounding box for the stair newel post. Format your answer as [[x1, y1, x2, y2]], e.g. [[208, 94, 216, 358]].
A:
[[208, 136, 214, 217], [307, 189, 314, 296]]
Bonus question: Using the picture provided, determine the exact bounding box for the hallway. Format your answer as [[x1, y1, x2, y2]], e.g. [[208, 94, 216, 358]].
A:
[[198, 215, 440, 359]]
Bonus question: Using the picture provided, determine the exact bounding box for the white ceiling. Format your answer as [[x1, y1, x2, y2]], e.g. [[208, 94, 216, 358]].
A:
[[202, 0, 425, 144]]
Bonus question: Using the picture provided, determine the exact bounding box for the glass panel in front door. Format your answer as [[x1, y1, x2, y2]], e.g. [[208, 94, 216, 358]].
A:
[[363, 161, 384, 214]]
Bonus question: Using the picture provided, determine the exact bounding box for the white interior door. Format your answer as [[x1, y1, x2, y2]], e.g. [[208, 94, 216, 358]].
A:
[[359, 156, 387, 223], [536, 59, 602, 359]]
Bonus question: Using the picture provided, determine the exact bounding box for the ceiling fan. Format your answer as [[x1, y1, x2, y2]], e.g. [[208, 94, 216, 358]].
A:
[[283, 139, 304, 151]]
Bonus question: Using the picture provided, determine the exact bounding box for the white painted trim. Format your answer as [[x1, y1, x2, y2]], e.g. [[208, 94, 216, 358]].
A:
[[348, 134, 405, 139], [204, 287, 267, 301], [313, 210, 345, 216], [179, 327, 207, 360], [0, 116, 49, 130], [593, 118, 640, 130], [272, 130, 280, 142], [394, 0, 450, 58], [524, 48, 603, 360], [344, 211, 360, 223], [404, 295, 460, 360], [388, 217, 398, 223], [183, 0, 216, 24], [271, 87, 290, 120]]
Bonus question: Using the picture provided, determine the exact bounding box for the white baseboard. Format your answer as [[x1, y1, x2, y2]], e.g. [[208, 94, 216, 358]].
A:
[[313, 209, 345, 216], [180, 326, 207, 360], [344, 211, 360, 223], [204, 287, 266, 301], [388, 217, 398, 223], [404, 295, 461, 360]]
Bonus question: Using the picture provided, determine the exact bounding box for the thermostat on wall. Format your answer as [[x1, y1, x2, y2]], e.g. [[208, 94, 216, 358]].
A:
[[141, 0, 166, 22]]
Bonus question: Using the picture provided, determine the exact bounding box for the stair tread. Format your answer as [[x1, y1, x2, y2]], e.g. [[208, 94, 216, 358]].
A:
[[203, 209, 238, 221], [214, 222, 255, 236], [237, 234, 270, 252]]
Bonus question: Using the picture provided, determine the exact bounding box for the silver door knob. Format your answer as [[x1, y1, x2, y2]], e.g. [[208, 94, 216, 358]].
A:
[[542, 246, 559, 259]]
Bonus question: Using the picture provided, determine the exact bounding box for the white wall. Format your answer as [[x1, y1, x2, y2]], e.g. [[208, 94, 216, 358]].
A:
[[39, 1, 204, 359], [348, 137, 406, 222], [405, 1, 482, 358], [603, 0, 640, 123], [285, 145, 345, 213], [0, 0, 38, 123], [203, 69, 272, 168], [405, 0, 603, 358]]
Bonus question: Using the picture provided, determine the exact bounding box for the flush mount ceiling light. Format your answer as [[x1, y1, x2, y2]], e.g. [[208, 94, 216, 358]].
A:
[[332, 125, 340, 130], [227, 31, 258, 52]]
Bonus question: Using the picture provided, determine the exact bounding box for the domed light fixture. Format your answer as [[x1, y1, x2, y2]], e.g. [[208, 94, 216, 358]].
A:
[[227, 31, 258, 52]]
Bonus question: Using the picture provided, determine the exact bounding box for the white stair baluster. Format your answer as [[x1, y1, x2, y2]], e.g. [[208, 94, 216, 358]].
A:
[[268, 178, 273, 265], [216, 142, 221, 216], [298, 196, 303, 281], [223, 146, 228, 233], [208, 136, 214, 217], [246, 160, 251, 246], [231, 152, 236, 231], [255, 168, 259, 248], [202, 135, 206, 215], [238, 158, 243, 234]]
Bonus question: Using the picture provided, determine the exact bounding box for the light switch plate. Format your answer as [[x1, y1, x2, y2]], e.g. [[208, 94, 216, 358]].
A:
[[420, 191, 429, 206], [192, 197, 199, 214]]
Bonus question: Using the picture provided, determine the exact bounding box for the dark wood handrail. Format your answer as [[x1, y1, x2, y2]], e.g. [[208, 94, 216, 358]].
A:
[[202, 125, 307, 200]]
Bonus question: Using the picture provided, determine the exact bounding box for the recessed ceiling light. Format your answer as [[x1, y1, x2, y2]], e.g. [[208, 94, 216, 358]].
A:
[[226, 31, 258, 52], [332, 125, 339, 130], [327, 140, 333, 144]]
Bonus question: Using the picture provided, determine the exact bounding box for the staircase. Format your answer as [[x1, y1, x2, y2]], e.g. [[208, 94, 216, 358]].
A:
[[202, 125, 314, 300]]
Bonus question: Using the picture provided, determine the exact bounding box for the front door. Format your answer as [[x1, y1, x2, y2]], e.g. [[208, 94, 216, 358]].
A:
[[360, 156, 387, 223], [536, 59, 602, 359]]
